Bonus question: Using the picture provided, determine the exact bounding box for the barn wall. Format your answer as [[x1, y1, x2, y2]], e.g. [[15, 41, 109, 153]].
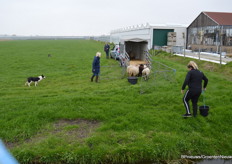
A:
[[187, 12, 232, 53], [188, 12, 218, 28], [191, 44, 232, 54]]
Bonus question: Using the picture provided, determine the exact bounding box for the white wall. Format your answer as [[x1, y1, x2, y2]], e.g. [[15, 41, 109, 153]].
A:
[[174, 27, 186, 46], [110, 24, 187, 49], [110, 28, 152, 48]]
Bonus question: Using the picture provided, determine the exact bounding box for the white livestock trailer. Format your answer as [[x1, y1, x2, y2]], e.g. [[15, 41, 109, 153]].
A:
[[119, 38, 152, 67]]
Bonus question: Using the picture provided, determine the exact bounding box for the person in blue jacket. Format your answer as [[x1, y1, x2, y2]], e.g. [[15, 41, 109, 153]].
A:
[[181, 61, 208, 117], [91, 52, 101, 82]]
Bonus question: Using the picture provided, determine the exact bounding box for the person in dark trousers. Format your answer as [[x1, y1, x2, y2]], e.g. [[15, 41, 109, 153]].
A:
[[104, 43, 110, 59], [91, 52, 101, 83], [181, 61, 208, 117]]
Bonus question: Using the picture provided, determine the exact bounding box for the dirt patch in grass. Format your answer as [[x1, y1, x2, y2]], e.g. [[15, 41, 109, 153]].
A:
[[202, 63, 216, 72], [6, 119, 101, 149], [52, 119, 100, 141]]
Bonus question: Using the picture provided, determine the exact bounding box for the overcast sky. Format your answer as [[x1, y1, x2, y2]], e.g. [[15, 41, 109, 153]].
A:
[[0, 0, 231, 36]]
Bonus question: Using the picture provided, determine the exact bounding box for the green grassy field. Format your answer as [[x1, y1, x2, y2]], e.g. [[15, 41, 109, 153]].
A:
[[0, 40, 231, 164]]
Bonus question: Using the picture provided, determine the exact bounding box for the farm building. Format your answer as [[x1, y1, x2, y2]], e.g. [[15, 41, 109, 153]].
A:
[[110, 23, 186, 50], [187, 11, 232, 55]]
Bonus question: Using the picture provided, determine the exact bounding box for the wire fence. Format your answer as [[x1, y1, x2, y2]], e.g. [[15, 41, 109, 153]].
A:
[[100, 64, 126, 80], [95, 52, 176, 94], [139, 60, 176, 94]]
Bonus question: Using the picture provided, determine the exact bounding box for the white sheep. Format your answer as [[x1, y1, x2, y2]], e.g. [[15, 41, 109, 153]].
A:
[[127, 65, 139, 77], [142, 65, 150, 81]]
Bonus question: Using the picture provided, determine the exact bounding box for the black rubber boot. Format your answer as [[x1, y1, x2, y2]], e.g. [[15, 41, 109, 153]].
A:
[[91, 75, 95, 82], [95, 76, 99, 83]]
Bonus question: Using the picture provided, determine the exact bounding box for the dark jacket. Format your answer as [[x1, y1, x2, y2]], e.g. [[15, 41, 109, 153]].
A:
[[92, 56, 100, 74], [104, 44, 110, 52], [182, 69, 208, 91]]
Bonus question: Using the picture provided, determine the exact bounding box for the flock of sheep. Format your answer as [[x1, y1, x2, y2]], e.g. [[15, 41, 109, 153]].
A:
[[127, 64, 151, 80]]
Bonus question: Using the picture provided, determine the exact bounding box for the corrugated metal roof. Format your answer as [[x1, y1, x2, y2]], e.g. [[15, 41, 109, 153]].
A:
[[204, 11, 232, 25]]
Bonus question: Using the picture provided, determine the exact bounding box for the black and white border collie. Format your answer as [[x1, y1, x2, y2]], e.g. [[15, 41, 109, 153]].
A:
[[25, 75, 46, 87]]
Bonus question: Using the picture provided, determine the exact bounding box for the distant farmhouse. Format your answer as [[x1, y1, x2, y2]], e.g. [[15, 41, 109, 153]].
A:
[[187, 11, 232, 55]]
